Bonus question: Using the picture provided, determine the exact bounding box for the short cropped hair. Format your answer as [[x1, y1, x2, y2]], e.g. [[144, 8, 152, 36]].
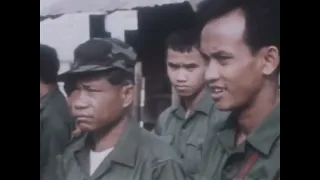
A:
[[165, 29, 200, 53], [197, 0, 280, 54], [40, 44, 60, 83]]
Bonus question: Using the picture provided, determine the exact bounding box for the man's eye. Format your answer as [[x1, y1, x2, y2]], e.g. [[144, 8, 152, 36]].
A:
[[88, 88, 102, 92], [215, 55, 232, 65], [216, 55, 231, 60], [82, 86, 101, 92], [186, 67, 195, 70], [185, 64, 198, 69]]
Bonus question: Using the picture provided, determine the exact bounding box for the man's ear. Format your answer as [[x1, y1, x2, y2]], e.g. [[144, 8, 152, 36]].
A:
[[121, 84, 134, 108], [262, 46, 280, 75]]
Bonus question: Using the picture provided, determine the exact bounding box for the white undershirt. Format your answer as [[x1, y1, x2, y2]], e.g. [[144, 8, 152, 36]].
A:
[[89, 148, 113, 175]]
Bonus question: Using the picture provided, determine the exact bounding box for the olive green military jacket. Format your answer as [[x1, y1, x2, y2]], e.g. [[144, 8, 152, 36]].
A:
[[196, 104, 280, 180], [47, 120, 189, 180], [155, 91, 229, 174], [40, 88, 74, 179]]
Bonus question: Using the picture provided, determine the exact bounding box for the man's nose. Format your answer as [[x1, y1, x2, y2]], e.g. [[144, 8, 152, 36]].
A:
[[205, 60, 220, 82], [176, 69, 188, 82], [72, 93, 89, 110]]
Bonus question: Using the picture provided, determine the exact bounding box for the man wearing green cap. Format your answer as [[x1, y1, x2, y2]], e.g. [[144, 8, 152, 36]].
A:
[[46, 38, 188, 180]]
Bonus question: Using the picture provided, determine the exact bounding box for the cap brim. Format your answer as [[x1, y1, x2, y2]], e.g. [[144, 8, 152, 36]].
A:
[[57, 65, 113, 82]]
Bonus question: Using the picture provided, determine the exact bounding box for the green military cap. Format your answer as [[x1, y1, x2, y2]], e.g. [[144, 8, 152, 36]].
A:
[[58, 38, 137, 81]]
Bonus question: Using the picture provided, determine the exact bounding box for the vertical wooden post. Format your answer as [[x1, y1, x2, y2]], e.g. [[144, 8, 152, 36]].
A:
[[140, 77, 145, 128], [133, 62, 142, 123]]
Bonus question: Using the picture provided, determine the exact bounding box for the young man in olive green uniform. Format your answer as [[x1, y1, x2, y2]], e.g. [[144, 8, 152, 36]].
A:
[[46, 38, 188, 180], [155, 30, 228, 175], [40, 44, 74, 180], [195, 0, 280, 179]]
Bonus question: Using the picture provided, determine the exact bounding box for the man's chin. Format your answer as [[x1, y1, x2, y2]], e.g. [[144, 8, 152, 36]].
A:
[[78, 124, 94, 133], [214, 101, 234, 111], [177, 91, 193, 97]]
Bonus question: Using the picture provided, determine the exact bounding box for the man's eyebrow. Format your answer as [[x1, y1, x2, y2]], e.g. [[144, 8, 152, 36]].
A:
[[183, 63, 198, 66], [79, 83, 91, 88], [209, 51, 233, 58], [183, 63, 199, 68], [167, 62, 179, 66], [78, 80, 96, 87]]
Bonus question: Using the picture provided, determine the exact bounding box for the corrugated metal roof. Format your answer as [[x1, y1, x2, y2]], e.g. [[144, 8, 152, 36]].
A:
[[40, 0, 61, 12], [40, 0, 202, 16]]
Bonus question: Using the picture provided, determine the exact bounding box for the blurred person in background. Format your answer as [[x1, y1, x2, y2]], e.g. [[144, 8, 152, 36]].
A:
[[40, 44, 74, 180], [63, 81, 81, 137]]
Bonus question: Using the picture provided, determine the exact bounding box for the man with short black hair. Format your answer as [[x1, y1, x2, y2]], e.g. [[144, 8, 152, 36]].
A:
[[155, 29, 228, 175], [40, 44, 74, 180], [195, 0, 280, 179], [46, 38, 188, 180]]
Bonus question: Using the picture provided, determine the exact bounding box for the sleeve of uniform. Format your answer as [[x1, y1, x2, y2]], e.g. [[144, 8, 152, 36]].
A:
[[152, 159, 192, 180], [154, 114, 163, 135], [273, 169, 280, 180], [40, 114, 71, 179], [43, 154, 65, 180]]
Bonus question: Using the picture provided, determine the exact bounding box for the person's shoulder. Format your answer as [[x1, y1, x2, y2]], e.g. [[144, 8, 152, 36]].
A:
[[43, 91, 66, 113], [47, 89, 73, 123], [136, 130, 187, 179], [155, 106, 175, 134], [138, 128, 180, 162], [50, 89, 69, 111], [158, 106, 174, 120]]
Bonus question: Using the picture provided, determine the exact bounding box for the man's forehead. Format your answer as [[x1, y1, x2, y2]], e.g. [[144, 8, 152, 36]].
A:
[[200, 11, 246, 56], [199, 45, 234, 56], [202, 9, 245, 41], [167, 49, 202, 62], [74, 74, 107, 86]]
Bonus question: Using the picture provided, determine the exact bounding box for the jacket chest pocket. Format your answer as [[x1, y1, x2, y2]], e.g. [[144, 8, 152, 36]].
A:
[[183, 138, 204, 174], [185, 138, 203, 157]]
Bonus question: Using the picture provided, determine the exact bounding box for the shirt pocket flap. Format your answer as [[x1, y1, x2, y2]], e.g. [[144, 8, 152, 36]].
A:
[[186, 138, 204, 149], [159, 135, 174, 144]]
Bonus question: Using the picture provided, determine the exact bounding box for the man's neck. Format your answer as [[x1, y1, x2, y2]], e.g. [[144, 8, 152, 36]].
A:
[[91, 117, 127, 152], [237, 82, 280, 137], [181, 87, 206, 115]]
